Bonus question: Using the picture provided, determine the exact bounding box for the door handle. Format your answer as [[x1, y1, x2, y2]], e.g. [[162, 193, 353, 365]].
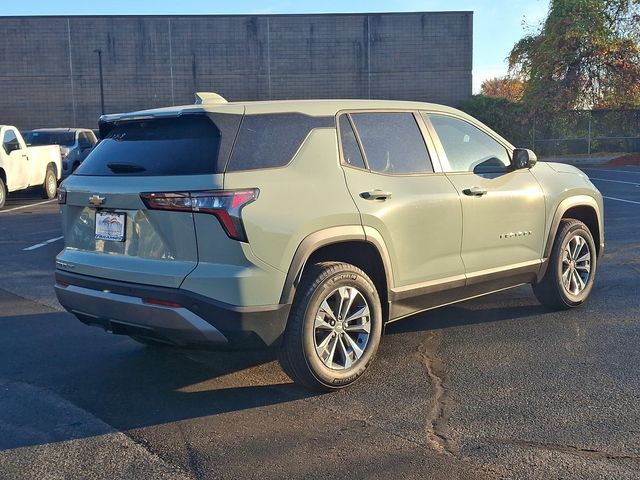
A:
[[361, 189, 393, 200], [463, 187, 487, 197]]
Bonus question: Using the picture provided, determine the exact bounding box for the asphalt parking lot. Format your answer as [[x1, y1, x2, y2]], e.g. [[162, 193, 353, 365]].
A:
[[0, 165, 639, 480]]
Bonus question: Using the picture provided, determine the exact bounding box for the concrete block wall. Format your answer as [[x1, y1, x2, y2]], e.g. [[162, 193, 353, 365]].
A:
[[0, 12, 472, 129]]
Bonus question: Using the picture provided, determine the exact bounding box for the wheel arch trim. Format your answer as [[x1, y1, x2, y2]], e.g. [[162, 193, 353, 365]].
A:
[[279, 225, 394, 305], [544, 195, 603, 260]]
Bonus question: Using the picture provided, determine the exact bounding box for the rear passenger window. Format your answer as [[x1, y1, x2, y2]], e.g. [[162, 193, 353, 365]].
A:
[[338, 115, 366, 169], [350, 113, 433, 174], [227, 113, 334, 171]]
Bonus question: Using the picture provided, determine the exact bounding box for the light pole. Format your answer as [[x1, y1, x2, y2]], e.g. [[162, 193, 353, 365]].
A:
[[93, 49, 105, 115]]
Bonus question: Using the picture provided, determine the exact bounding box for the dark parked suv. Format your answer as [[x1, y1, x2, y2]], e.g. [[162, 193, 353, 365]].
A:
[[55, 96, 604, 390], [24, 128, 97, 177]]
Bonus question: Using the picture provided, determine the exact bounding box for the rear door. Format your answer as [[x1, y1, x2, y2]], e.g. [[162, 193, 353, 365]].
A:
[[57, 110, 243, 288], [339, 111, 465, 291], [424, 112, 545, 276]]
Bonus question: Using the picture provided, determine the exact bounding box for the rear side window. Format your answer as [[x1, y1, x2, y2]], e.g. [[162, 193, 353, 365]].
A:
[[350, 112, 433, 175], [338, 115, 366, 169], [24, 131, 75, 147], [227, 113, 334, 171], [76, 115, 235, 176], [81, 131, 97, 147]]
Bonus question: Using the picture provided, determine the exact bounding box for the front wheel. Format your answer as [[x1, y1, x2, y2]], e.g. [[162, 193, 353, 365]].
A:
[[41, 167, 57, 199], [278, 262, 383, 391], [533, 219, 597, 310]]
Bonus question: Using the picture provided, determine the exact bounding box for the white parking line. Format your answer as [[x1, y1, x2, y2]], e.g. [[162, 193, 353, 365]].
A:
[[0, 199, 57, 214], [23, 235, 64, 251], [582, 167, 640, 174], [590, 177, 640, 186], [603, 196, 640, 205]]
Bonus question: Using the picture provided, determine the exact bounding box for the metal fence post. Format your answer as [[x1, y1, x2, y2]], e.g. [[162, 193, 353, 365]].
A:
[[587, 111, 592, 156], [532, 112, 536, 151]]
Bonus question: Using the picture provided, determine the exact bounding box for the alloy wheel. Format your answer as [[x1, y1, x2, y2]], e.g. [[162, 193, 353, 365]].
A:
[[313, 286, 371, 370], [47, 173, 56, 197], [562, 234, 591, 295]]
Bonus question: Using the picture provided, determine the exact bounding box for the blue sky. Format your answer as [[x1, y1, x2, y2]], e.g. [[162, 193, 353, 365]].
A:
[[2, 0, 549, 92]]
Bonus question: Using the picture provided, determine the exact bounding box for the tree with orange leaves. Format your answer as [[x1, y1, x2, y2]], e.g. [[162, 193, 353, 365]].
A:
[[481, 77, 526, 102]]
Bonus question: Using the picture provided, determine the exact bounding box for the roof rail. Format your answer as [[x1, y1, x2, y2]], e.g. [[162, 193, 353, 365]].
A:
[[194, 92, 228, 105]]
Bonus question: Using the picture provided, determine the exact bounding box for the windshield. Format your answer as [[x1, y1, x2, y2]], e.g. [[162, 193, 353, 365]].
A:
[[23, 131, 75, 147]]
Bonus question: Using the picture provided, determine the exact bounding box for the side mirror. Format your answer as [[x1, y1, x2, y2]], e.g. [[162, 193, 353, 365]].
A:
[[512, 148, 537, 170]]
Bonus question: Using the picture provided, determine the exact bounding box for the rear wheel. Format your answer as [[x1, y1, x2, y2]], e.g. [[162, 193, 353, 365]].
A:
[[278, 262, 383, 391], [0, 177, 6, 208], [533, 219, 597, 309], [41, 167, 57, 199]]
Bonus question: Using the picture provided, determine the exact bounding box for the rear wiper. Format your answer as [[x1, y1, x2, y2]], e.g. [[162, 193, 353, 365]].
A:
[[106, 162, 146, 173]]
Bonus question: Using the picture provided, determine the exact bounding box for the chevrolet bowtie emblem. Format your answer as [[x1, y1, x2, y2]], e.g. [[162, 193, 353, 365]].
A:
[[89, 195, 105, 206]]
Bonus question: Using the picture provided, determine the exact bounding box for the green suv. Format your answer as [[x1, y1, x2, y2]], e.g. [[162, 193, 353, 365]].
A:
[[55, 97, 604, 391]]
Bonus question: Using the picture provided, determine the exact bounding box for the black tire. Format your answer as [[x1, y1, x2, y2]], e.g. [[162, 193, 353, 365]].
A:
[[533, 219, 597, 310], [278, 262, 383, 391], [129, 335, 174, 348], [41, 166, 57, 199], [0, 177, 6, 209]]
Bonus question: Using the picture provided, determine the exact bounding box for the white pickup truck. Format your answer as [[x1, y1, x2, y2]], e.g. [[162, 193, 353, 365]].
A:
[[0, 125, 63, 208]]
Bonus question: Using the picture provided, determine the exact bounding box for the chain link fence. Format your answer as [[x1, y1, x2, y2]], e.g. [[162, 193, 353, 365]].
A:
[[531, 109, 640, 157]]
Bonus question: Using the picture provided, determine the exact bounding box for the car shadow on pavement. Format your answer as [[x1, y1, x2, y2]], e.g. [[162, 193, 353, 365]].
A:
[[385, 301, 549, 336], [1, 294, 547, 450], [0, 311, 319, 450], [75, 345, 316, 430]]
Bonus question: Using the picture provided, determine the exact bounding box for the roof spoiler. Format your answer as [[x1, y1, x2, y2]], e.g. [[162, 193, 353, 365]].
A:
[[194, 92, 228, 105], [98, 107, 203, 139]]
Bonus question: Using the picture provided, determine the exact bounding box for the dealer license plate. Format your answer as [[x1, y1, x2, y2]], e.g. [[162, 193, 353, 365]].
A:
[[95, 211, 126, 242]]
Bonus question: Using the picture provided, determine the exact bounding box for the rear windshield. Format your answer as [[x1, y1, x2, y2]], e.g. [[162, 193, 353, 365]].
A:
[[75, 115, 227, 176], [24, 131, 75, 147]]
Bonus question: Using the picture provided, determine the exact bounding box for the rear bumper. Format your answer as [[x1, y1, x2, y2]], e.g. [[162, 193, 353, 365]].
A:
[[55, 270, 291, 349]]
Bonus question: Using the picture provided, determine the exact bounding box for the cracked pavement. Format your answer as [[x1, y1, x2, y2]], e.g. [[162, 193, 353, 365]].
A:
[[1, 168, 640, 479]]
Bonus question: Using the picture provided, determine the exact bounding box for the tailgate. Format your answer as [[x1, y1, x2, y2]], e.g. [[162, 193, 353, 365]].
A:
[[58, 175, 224, 288], [56, 111, 242, 288]]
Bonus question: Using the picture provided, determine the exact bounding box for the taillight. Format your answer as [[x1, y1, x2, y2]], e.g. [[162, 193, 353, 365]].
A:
[[140, 189, 259, 242], [57, 186, 67, 204]]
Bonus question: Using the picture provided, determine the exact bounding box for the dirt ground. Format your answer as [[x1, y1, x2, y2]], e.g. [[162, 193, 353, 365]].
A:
[[608, 152, 640, 166]]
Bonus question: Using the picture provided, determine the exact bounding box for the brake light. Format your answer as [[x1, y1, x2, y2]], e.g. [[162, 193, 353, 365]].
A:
[[57, 186, 67, 204], [140, 189, 259, 242]]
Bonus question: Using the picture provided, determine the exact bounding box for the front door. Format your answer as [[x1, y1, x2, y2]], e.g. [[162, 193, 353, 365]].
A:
[[2, 128, 29, 191], [424, 113, 545, 276]]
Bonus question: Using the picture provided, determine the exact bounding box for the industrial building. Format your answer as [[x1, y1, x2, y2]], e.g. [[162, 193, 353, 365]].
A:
[[0, 12, 472, 129]]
